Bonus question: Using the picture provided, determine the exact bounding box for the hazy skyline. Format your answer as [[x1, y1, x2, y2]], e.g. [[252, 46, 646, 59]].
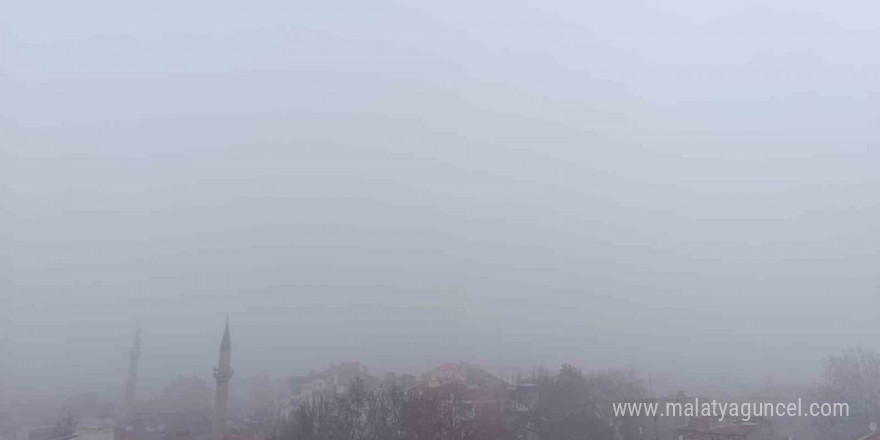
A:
[[4, 0, 880, 400]]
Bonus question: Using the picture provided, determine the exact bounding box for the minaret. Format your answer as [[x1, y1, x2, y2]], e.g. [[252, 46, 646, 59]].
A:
[[212, 317, 233, 440], [123, 328, 141, 426]]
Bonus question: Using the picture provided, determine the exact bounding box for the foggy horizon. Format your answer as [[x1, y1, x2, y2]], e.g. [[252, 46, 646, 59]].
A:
[[4, 0, 880, 424]]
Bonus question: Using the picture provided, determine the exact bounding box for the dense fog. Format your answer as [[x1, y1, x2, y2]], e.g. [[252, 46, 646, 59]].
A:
[[3, 2, 880, 436]]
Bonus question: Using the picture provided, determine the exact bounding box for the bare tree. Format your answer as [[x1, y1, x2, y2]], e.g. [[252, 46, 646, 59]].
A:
[[822, 348, 880, 420], [813, 347, 880, 439], [273, 379, 475, 440], [506, 365, 647, 440]]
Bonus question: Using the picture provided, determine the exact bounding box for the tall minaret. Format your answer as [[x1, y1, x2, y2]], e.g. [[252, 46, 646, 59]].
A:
[[123, 328, 141, 426], [212, 317, 233, 440]]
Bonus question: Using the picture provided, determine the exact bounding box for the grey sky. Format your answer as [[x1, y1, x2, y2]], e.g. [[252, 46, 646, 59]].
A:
[[3, 0, 880, 400]]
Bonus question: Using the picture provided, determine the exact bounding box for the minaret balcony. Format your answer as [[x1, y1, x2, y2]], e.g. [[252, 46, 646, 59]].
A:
[[214, 367, 234, 381]]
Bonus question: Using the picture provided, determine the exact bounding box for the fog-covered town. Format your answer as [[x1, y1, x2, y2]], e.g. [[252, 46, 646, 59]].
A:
[[3, 318, 880, 440], [4, 0, 880, 439]]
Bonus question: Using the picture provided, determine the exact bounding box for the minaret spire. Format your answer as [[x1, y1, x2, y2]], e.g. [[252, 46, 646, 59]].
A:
[[123, 328, 141, 426], [221, 316, 231, 351], [212, 317, 233, 440]]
